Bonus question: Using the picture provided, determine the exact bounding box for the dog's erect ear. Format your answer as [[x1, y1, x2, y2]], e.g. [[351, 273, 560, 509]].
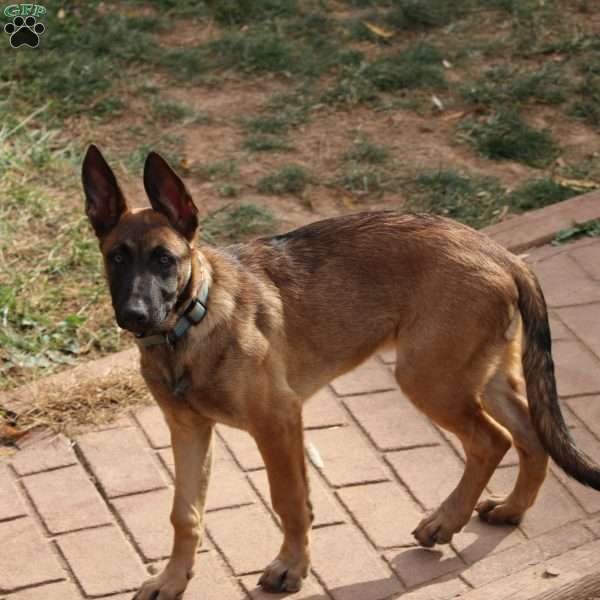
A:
[[82, 145, 127, 239], [143, 152, 198, 242]]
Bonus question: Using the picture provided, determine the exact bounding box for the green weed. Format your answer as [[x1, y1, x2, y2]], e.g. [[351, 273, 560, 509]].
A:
[[202, 204, 276, 243], [389, 0, 469, 30], [217, 184, 240, 198], [462, 65, 567, 107], [209, 28, 336, 77], [91, 97, 128, 119], [211, 0, 298, 25], [344, 140, 388, 164], [460, 111, 559, 167], [198, 159, 239, 181], [325, 42, 445, 106], [245, 116, 290, 135], [571, 76, 600, 127], [157, 46, 210, 82], [340, 168, 386, 195], [150, 98, 196, 124], [124, 135, 185, 174], [363, 43, 446, 91], [409, 170, 506, 228], [257, 165, 310, 194], [508, 178, 581, 211], [243, 135, 292, 152], [553, 219, 600, 245]]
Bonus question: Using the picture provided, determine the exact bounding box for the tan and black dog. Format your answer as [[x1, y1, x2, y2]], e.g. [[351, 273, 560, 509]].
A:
[[82, 145, 600, 599]]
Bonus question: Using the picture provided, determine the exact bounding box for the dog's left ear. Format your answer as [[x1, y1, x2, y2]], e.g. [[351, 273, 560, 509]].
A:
[[143, 152, 199, 242]]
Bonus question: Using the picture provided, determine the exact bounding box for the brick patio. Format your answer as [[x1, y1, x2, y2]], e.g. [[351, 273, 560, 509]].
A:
[[2, 231, 600, 599]]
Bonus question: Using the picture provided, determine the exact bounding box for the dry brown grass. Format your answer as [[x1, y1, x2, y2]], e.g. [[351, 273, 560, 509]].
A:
[[1, 370, 151, 440]]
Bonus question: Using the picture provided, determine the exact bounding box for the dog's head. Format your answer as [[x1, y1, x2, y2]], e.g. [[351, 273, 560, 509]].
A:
[[82, 145, 199, 335]]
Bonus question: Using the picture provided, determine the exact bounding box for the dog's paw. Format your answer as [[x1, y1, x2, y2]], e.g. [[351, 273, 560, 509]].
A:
[[476, 497, 523, 525], [132, 567, 192, 600], [412, 509, 460, 547], [258, 555, 308, 593]]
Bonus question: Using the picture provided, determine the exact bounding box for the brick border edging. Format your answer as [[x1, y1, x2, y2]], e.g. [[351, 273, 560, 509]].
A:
[[484, 189, 600, 253], [0, 347, 139, 417], [527, 572, 600, 600], [2, 189, 599, 415]]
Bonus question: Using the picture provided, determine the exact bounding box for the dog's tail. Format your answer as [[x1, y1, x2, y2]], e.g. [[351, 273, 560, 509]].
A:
[[515, 265, 600, 489]]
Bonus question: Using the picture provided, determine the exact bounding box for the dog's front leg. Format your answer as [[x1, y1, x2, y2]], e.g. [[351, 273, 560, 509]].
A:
[[253, 408, 312, 592], [134, 413, 213, 600]]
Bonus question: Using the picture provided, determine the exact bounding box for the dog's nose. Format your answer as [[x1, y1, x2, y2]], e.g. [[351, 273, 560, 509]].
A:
[[120, 306, 150, 332]]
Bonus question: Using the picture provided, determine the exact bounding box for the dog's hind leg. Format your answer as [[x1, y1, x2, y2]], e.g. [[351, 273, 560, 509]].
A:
[[252, 402, 312, 593], [477, 335, 549, 524], [395, 344, 512, 547]]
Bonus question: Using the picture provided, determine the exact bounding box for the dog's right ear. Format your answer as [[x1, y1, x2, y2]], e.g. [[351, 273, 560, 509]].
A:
[[82, 145, 127, 239]]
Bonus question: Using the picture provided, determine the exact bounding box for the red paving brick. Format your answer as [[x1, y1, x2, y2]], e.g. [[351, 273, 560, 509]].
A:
[[558, 303, 600, 360], [330, 359, 397, 396], [398, 577, 469, 600], [343, 390, 441, 451], [159, 438, 257, 511], [112, 487, 174, 561], [385, 545, 464, 588], [570, 242, 600, 280], [336, 481, 422, 548], [552, 339, 600, 396], [303, 385, 347, 429], [584, 514, 600, 536], [158, 552, 247, 600], [533, 521, 594, 560], [460, 539, 543, 587], [0, 517, 65, 592], [566, 394, 600, 438], [487, 468, 583, 538], [547, 312, 571, 340], [22, 464, 112, 534], [57, 525, 146, 596], [461, 538, 600, 600], [134, 404, 171, 449], [217, 426, 265, 471], [551, 411, 600, 514], [532, 252, 600, 307], [311, 524, 404, 600], [11, 433, 77, 476], [206, 504, 281, 575], [450, 516, 526, 565], [385, 445, 464, 511], [0, 463, 27, 522], [306, 426, 388, 487], [76, 427, 167, 498], [7, 581, 82, 600], [249, 467, 345, 528]]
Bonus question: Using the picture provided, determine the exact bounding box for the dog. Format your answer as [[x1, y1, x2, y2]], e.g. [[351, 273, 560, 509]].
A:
[[82, 145, 600, 599]]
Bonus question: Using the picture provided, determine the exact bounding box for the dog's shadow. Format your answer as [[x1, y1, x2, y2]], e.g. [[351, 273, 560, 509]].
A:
[[245, 516, 517, 599]]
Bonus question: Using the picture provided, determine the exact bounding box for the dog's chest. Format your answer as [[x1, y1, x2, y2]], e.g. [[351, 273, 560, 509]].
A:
[[141, 348, 245, 427]]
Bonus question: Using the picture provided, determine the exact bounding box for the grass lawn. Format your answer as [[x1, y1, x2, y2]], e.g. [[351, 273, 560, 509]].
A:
[[1, 0, 600, 390]]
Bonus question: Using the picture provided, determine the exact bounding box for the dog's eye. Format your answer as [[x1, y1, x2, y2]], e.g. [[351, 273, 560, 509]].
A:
[[159, 254, 172, 266], [112, 253, 124, 264]]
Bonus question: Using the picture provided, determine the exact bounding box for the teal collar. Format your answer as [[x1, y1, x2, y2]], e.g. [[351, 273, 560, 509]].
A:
[[136, 279, 209, 348]]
